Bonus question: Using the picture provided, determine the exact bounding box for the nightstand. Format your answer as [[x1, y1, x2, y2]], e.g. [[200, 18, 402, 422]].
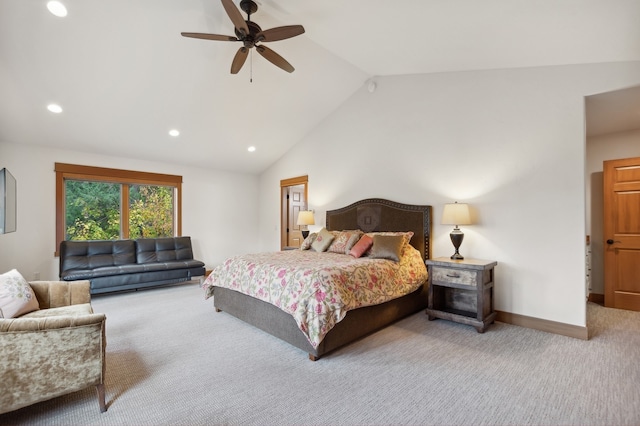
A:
[[425, 257, 497, 333]]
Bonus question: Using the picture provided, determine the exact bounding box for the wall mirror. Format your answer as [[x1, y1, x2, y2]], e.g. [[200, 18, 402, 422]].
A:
[[0, 168, 17, 234]]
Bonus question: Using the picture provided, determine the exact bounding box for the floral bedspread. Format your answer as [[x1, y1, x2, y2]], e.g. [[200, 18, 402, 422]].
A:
[[201, 246, 427, 348]]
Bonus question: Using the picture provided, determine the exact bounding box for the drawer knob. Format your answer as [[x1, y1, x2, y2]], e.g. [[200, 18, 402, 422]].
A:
[[446, 273, 460, 278]]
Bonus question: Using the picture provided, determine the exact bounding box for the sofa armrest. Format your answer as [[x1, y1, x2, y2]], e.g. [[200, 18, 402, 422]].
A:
[[29, 280, 91, 309]]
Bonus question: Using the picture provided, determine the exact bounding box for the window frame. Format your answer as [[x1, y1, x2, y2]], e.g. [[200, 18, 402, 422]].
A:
[[55, 163, 182, 256]]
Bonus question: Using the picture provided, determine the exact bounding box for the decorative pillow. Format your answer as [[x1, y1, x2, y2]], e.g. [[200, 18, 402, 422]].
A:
[[369, 235, 405, 262], [311, 228, 335, 252], [327, 230, 363, 254], [0, 269, 40, 318], [300, 233, 317, 250], [344, 231, 364, 254], [349, 234, 373, 258], [365, 231, 414, 247]]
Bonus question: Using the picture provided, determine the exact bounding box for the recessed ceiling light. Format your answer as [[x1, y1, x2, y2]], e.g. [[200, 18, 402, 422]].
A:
[[47, 104, 63, 113], [47, 1, 68, 17], [169, 129, 180, 137], [247, 146, 256, 152]]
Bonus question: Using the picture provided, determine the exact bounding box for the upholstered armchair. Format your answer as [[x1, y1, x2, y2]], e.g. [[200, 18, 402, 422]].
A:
[[0, 280, 106, 414]]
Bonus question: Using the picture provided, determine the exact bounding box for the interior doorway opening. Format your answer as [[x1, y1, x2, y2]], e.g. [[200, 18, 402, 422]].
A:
[[585, 85, 640, 318], [280, 175, 308, 250]]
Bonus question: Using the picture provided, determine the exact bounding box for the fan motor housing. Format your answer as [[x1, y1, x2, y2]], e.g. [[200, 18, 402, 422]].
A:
[[240, 0, 258, 15], [235, 21, 262, 47]]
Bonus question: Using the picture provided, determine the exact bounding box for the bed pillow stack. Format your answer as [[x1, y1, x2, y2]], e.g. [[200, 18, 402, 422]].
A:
[[299, 229, 414, 263]]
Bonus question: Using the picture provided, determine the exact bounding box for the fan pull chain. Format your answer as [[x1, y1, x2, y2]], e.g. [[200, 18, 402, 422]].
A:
[[250, 49, 253, 83]]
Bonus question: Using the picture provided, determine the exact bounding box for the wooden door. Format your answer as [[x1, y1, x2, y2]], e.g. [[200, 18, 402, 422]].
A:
[[604, 157, 640, 311], [280, 176, 308, 250], [287, 184, 305, 248]]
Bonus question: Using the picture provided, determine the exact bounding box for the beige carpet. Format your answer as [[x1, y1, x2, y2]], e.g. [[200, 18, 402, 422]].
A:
[[1, 282, 639, 425]]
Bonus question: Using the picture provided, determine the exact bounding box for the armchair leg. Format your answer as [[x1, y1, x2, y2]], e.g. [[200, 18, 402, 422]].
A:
[[96, 384, 107, 413]]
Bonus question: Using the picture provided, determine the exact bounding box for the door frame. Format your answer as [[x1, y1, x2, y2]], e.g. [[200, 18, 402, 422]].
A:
[[280, 175, 308, 250]]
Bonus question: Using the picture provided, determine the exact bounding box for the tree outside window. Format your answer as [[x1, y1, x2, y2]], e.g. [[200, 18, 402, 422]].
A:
[[55, 163, 182, 253], [128, 184, 174, 239], [65, 180, 120, 240]]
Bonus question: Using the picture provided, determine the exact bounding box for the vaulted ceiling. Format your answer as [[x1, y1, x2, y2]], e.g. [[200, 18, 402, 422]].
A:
[[1, 0, 639, 174]]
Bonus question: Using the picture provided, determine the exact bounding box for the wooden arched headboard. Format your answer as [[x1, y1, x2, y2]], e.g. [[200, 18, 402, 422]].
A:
[[326, 198, 432, 261]]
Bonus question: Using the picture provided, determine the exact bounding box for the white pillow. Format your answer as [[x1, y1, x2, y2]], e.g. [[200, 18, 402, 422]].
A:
[[0, 269, 40, 318]]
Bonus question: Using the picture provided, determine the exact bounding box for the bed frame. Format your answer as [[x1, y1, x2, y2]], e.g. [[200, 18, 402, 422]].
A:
[[212, 198, 432, 360]]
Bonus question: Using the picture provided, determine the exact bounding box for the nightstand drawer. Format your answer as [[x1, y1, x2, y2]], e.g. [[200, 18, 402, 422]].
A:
[[431, 267, 476, 287]]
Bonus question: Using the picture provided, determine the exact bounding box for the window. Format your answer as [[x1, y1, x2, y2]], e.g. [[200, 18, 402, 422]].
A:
[[55, 163, 182, 255]]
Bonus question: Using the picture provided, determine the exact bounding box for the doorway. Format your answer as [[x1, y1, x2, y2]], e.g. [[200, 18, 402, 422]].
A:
[[280, 175, 308, 250], [585, 85, 640, 315]]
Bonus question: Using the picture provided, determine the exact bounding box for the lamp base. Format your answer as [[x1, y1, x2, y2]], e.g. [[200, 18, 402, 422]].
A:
[[449, 228, 464, 260], [301, 230, 310, 240]]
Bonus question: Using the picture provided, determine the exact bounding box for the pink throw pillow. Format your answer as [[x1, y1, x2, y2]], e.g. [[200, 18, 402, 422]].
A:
[[349, 235, 373, 258]]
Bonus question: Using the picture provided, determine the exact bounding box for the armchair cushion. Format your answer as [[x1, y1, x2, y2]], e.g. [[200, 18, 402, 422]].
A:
[[20, 303, 93, 319], [0, 269, 39, 318]]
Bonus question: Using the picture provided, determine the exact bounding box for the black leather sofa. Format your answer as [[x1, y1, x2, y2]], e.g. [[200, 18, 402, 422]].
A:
[[59, 236, 205, 294]]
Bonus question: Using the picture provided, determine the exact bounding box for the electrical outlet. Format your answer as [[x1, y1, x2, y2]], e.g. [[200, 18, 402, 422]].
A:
[[33, 272, 40, 280]]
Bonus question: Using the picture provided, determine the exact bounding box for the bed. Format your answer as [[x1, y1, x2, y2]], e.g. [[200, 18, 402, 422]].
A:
[[203, 198, 432, 360]]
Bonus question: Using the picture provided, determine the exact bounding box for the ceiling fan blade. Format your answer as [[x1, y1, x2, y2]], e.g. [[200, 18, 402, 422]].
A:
[[256, 25, 305, 42], [256, 45, 295, 73], [221, 0, 249, 37], [231, 47, 249, 74], [181, 32, 239, 42]]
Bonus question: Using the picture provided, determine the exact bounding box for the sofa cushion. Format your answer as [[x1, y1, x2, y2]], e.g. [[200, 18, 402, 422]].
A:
[[136, 237, 195, 264], [61, 260, 205, 281], [60, 240, 136, 273], [0, 269, 40, 318]]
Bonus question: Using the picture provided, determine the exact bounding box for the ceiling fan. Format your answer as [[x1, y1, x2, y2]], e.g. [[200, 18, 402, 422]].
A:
[[181, 0, 305, 74]]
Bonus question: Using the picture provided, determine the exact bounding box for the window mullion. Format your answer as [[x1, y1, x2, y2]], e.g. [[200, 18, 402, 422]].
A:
[[121, 184, 130, 239]]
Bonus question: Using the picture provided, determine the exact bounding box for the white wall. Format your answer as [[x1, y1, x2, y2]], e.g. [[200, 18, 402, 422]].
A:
[[586, 128, 640, 295], [259, 61, 640, 328], [0, 141, 259, 281]]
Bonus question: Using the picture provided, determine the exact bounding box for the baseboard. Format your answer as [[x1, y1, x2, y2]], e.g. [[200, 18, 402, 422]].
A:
[[588, 293, 604, 305], [495, 310, 589, 340]]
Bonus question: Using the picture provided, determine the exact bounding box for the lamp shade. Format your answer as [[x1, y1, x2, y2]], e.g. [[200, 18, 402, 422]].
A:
[[296, 211, 315, 226], [441, 203, 471, 226]]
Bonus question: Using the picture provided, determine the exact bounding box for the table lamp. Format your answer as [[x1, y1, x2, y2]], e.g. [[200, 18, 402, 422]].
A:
[[441, 202, 471, 260], [297, 210, 315, 240]]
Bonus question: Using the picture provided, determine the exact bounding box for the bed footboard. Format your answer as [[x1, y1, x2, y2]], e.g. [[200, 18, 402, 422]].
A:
[[213, 284, 428, 360]]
